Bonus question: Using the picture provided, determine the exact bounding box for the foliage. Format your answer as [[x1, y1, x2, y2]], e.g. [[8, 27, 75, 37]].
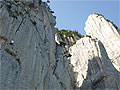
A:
[[11, 10, 22, 19], [96, 13, 104, 17], [6, 2, 22, 19], [91, 39, 97, 42], [15, 10, 22, 15], [6, 3, 12, 9], [56, 28, 84, 39], [12, 12, 18, 19], [106, 19, 118, 29], [95, 13, 119, 30], [0, 36, 8, 41], [29, 2, 34, 8], [86, 35, 91, 38], [32, 20, 37, 25], [85, 35, 97, 42], [72, 42, 76, 46]]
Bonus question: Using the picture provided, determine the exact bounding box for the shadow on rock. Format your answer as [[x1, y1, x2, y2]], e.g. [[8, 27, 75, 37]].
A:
[[80, 41, 120, 90]]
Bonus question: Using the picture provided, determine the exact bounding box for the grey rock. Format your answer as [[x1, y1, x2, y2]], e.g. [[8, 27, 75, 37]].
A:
[[0, 1, 120, 90], [0, 1, 77, 90]]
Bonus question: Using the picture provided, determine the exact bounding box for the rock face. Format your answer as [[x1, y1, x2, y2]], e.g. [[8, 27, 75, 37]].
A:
[[55, 32, 81, 46], [55, 14, 120, 89], [0, 1, 120, 90], [85, 13, 120, 72], [55, 29, 83, 58], [69, 37, 120, 89], [0, 1, 76, 90]]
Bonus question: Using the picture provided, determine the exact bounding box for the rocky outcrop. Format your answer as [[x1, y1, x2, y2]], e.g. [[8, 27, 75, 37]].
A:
[[0, 0, 120, 90], [55, 13, 120, 89], [68, 14, 120, 89], [55, 29, 84, 58], [69, 37, 120, 89], [0, 1, 76, 89], [85, 13, 120, 72], [55, 30, 82, 46]]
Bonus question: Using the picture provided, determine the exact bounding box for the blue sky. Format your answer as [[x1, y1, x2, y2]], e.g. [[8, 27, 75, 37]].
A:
[[47, 0, 120, 35]]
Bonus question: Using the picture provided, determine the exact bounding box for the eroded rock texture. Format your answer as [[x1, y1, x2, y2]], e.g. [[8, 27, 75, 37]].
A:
[[55, 13, 120, 90], [85, 13, 120, 72], [0, 1, 120, 90], [69, 37, 120, 89], [0, 1, 76, 90]]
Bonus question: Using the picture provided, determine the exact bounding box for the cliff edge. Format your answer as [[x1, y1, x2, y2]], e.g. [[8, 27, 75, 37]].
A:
[[0, 0, 120, 90]]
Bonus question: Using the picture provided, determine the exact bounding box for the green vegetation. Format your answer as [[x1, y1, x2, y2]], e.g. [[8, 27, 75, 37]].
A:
[[53, 16, 56, 19], [0, 36, 8, 41], [94, 13, 104, 17], [56, 28, 84, 38], [72, 42, 76, 46], [29, 2, 34, 8], [11, 10, 22, 19], [95, 13, 119, 30], [15, 10, 22, 15], [106, 19, 118, 29], [16, 71, 18, 74], [14, 0, 19, 3], [6, 2, 23, 18], [91, 39, 97, 42], [56, 28, 84, 46], [32, 20, 37, 25], [86, 35, 91, 38], [60, 42, 66, 46], [85, 35, 97, 42], [11, 12, 18, 19], [6, 3, 12, 9], [6, 2, 12, 14]]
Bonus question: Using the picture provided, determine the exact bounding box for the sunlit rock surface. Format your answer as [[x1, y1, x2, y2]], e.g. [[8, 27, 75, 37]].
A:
[[0, 1, 75, 89], [85, 13, 120, 72], [69, 37, 120, 89], [0, 1, 120, 90]]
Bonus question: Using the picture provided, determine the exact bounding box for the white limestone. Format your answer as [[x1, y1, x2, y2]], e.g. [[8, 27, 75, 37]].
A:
[[85, 13, 120, 72], [0, 1, 120, 89], [69, 37, 120, 89]]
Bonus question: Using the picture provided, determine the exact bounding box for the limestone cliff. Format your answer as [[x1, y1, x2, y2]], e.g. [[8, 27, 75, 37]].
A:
[[0, 0, 120, 90], [0, 1, 76, 89], [69, 38, 120, 89], [55, 29, 84, 58], [55, 14, 120, 89], [85, 13, 120, 72], [68, 13, 120, 89]]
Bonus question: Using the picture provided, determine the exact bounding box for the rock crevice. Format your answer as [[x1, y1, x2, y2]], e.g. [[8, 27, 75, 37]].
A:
[[0, 1, 120, 90]]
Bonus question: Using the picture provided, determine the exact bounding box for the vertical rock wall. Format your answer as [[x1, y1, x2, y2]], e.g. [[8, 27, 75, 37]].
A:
[[69, 37, 120, 89], [0, 1, 76, 90], [85, 13, 120, 72], [0, 1, 120, 90]]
